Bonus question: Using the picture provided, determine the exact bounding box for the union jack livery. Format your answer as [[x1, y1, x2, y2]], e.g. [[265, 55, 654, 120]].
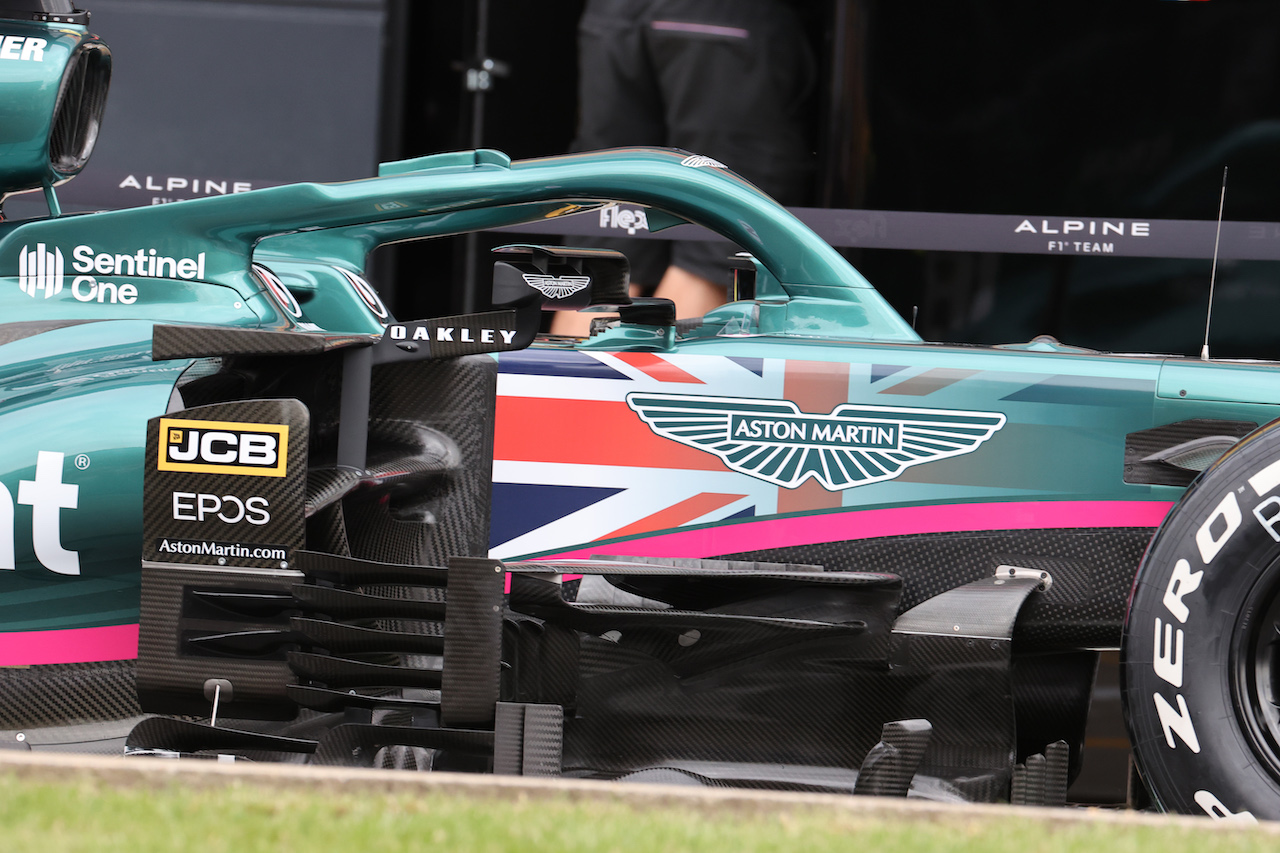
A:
[[490, 347, 1171, 570], [4, 43, 1280, 813]]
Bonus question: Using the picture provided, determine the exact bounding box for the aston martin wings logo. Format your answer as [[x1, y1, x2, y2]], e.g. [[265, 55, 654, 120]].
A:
[[680, 154, 727, 169], [522, 273, 591, 299], [625, 393, 1007, 490]]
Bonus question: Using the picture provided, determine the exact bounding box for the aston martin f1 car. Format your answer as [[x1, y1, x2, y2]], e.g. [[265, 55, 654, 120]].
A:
[[3, 3, 1280, 822]]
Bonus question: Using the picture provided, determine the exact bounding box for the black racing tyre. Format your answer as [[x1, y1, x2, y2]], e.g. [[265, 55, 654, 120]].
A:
[[1122, 419, 1280, 822]]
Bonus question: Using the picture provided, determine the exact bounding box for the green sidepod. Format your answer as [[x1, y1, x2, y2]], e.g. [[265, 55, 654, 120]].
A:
[[0, 320, 186, 631]]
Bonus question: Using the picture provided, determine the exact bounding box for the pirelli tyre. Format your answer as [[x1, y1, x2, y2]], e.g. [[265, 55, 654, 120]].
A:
[[1122, 420, 1280, 823]]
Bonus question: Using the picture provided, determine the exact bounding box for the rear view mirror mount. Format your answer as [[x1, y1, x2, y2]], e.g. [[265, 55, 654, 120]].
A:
[[491, 244, 631, 312]]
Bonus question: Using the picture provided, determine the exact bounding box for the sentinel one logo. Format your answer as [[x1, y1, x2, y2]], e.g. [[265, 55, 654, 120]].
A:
[[71, 244, 205, 280], [18, 243, 64, 298], [522, 273, 591, 299], [158, 419, 289, 478], [626, 393, 1006, 490], [1, 451, 80, 576], [17, 243, 207, 304]]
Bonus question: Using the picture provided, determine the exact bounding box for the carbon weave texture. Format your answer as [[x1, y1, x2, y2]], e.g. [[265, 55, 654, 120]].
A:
[[493, 702, 525, 775], [440, 557, 504, 728], [0, 660, 140, 728], [1010, 652, 1096, 778], [617, 763, 856, 793], [893, 576, 1042, 638], [287, 652, 442, 690], [887, 634, 1013, 802], [363, 419, 458, 480], [506, 565, 1026, 800], [884, 577, 1042, 796], [853, 719, 933, 797], [305, 469, 362, 517], [1010, 742, 1070, 808], [142, 399, 308, 570], [426, 311, 520, 358], [1124, 419, 1256, 486], [125, 717, 318, 755], [373, 745, 432, 771], [292, 585, 444, 621], [152, 325, 374, 360], [1011, 742, 1071, 807], [344, 356, 496, 567], [289, 617, 444, 655], [559, 633, 888, 775], [588, 556, 825, 573], [507, 619, 580, 710], [136, 564, 298, 719], [721, 527, 1151, 649], [1044, 741, 1070, 806], [305, 504, 351, 555], [509, 573, 890, 679], [311, 723, 494, 766], [520, 703, 564, 777], [128, 353, 496, 747]]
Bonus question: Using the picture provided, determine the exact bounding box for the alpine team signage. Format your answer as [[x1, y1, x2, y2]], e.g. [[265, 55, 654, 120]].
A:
[[505, 208, 1280, 261]]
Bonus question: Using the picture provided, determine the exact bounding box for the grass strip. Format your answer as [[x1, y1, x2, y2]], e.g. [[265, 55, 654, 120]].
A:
[[0, 771, 1276, 853]]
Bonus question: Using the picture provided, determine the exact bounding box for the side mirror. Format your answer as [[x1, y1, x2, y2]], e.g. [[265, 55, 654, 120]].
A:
[[491, 244, 630, 311], [0, 23, 109, 201]]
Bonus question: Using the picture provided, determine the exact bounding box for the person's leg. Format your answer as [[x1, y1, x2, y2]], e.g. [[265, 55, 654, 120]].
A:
[[642, 0, 817, 318], [653, 265, 726, 320]]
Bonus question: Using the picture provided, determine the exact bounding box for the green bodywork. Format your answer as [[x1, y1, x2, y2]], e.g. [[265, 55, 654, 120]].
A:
[[0, 18, 94, 198], [2, 142, 1280, 638]]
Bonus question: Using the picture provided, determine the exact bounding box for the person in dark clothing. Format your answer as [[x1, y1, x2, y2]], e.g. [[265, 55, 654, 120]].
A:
[[554, 0, 816, 333]]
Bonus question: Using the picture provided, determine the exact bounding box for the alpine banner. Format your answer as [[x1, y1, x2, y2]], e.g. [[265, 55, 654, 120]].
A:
[[499, 204, 1280, 261]]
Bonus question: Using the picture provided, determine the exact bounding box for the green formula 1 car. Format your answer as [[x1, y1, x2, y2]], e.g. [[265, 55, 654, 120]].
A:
[[0, 1, 1275, 821]]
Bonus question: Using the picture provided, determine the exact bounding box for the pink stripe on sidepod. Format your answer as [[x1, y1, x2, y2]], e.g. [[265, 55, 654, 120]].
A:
[[0, 623, 139, 666], [540, 501, 1175, 560]]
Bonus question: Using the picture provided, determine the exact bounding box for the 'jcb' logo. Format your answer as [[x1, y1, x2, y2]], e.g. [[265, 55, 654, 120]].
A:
[[157, 419, 289, 477]]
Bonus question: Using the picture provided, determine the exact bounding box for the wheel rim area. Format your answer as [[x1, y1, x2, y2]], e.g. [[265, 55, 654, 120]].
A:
[[1233, 556, 1280, 778]]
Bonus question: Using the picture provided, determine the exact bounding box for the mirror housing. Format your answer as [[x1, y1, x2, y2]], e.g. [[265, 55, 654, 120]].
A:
[[491, 244, 631, 311], [0, 13, 109, 202]]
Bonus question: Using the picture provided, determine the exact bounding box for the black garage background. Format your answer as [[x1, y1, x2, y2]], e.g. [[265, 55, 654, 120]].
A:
[[9, 0, 1280, 358]]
